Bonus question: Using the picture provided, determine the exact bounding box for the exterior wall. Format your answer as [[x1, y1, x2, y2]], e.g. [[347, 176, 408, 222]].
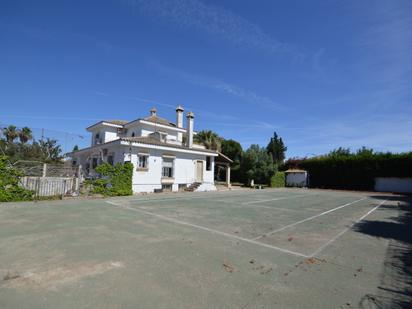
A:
[[89, 126, 119, 146], [72, 145, 125, 176], [375, 177, 412, 193], [71, 142, 217, 194], [128, 123, 180, 142], [129, 148, 215, 193], [103, 127, 119, 143], [286, 172, 307, 187]]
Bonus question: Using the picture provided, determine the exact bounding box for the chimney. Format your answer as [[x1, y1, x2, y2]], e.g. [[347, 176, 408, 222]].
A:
[[186, 111, 194, 148], [176, 105, 184, 142], [150, 107, 157, 117]]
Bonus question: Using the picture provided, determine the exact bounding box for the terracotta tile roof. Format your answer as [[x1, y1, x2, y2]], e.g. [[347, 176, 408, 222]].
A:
[[105, 120, 129, 126], [142, 115, 176, 127], [121, 137, 217, 154]]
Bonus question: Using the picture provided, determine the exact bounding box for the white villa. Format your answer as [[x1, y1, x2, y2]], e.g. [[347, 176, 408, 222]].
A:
[[70, 106, 232, 193]]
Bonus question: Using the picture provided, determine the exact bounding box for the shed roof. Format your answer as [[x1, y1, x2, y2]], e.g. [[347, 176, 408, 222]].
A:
[[285, 169, 307, 173]]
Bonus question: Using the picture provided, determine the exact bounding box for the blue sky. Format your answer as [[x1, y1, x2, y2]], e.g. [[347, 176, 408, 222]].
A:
[[1, 0, 411, 157]]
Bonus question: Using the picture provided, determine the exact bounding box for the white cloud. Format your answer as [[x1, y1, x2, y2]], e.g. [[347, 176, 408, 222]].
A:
[[150, 62, 284, 110], [125, 0, 298, 55]]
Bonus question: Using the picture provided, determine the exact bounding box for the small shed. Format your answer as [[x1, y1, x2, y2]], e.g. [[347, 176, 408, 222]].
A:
[[285, 169, 308, 187]]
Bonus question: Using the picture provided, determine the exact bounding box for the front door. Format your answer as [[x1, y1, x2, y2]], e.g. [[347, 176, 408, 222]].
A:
[[196, 161, 203, 183]]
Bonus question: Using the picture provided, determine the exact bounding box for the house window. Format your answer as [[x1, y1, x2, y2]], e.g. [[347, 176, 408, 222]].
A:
[[162, 184, 172, 191], [131, 132, 135, 137], [206, 156, 212, 171], [162, 158, 174, 178], [107, 154, 114, 166], [138, 155, 148, 169]]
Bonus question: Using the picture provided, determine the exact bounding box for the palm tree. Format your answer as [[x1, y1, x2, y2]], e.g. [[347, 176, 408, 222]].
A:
[[18, 127, 33, 144], [3, 125, 19, 144], [194, 130, 222, 151]]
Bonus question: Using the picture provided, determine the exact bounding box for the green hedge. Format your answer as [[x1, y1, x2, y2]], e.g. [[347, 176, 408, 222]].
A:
[[300, 153, 412, 190], [0, 156, 34, 202], [271, 172, 285, 188], [89, 162, 133, 196]]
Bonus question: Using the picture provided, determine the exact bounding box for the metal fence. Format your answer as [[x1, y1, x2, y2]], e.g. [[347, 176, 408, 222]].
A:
[[13, 160, 82, 197]]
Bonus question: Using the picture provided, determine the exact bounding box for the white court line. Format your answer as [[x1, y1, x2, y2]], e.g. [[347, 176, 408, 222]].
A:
[[106, 201, 309, 258], [242, 194, 311, 205], [214, 200, 304, 212], [125, 192, 260, 204], [252, 197, 367, 241], [309, 199, 387, 257]]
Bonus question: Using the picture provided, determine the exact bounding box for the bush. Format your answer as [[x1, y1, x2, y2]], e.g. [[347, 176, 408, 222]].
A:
[[298, 151, 412, 191], [0, 156, 33, 202], [89, 162, 133, 196], [271, 172, 285, 188]]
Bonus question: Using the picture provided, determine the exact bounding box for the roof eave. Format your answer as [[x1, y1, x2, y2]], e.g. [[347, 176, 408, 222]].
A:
[[86, 121, 124, 131]]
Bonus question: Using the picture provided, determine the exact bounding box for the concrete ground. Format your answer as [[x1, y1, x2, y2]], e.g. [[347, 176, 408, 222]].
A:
[[0, 188, 411, 308]]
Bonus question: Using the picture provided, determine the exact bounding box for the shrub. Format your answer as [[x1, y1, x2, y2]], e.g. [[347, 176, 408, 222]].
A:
[[298, 151, 412, 191], [271, 172, 285, 188], [0, 155, 33, 202], [89, 162, 133, 196]]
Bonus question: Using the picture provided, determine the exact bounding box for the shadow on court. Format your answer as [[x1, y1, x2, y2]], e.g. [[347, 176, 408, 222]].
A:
[[353, 195, 412, 309]]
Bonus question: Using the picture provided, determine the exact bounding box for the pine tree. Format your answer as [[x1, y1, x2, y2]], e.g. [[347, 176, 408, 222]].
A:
[[266, 132, 287, 165]]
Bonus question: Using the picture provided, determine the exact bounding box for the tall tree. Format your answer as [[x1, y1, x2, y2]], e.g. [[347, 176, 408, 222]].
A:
[[18, 127, 33, 144], [194, 130, 222, 151], [221, 139, 243, 183], [266, 132, 287, 165], [240, 144, 276, 185], [221, 139, 242, 163], [3, 125, 19, 144]]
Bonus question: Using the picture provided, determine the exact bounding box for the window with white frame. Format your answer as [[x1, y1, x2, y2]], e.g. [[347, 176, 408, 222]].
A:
[[138, 154, 148, 169], [162, 158, 174, 177]]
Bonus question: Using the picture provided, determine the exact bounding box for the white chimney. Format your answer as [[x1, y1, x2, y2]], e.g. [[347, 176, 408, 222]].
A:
[[150, 107, 157, 117], [186, 111, 194, 148], [176, 105, 184, 142]]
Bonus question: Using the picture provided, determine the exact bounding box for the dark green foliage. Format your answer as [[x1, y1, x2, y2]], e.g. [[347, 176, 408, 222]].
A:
[[89, 162, 133, 196], [1, 124, 63, 163], [194, 130, 222, 151], [221, 139, 243, 182], [0, 156, 33, 202], [240, 145, 276, 185], [271, 171, 285, 188], [297, 149, 412, 190], [266, 132, 287, 165]]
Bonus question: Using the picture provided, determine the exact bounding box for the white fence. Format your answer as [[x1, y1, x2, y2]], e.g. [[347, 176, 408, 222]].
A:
[[13, 161, 83, 197], [375, 177, 412, 194], [21, 177, 80, 197]]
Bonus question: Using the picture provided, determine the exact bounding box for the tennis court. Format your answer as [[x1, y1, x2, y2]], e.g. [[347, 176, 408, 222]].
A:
[[1, 189, 411, 308]]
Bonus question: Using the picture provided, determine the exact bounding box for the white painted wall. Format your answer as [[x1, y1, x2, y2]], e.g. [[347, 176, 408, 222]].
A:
[[286, 172, 307, 187], [89, 126, 119, 146], [103, 127, 119, 143], [128, 147, 215, 193], [72, 141, 217, 194], [127, 123, 180, 142], [375, 177, 412, 193]]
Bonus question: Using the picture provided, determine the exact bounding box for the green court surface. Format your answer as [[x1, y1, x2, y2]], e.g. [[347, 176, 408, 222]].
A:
[[1, 189, 411, 308]]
